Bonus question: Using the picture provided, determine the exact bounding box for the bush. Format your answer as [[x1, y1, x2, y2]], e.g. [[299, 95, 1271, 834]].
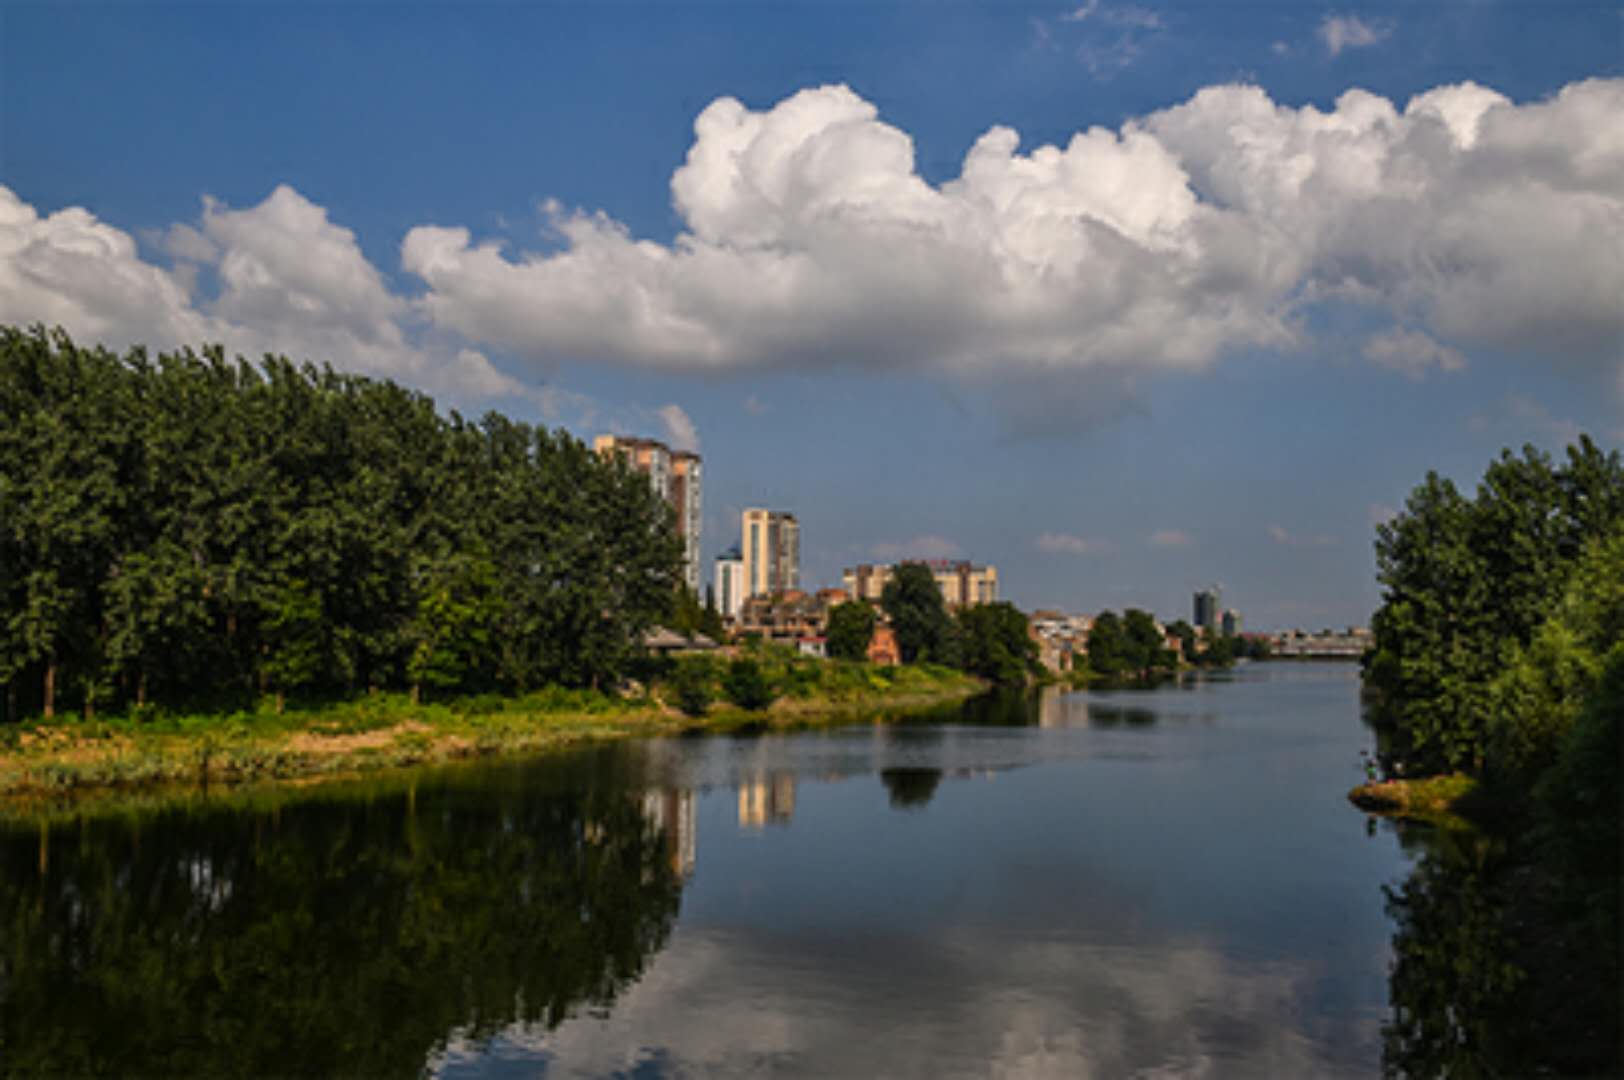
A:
[[723, 659, 775, 712], [670, 658, 714, 717]]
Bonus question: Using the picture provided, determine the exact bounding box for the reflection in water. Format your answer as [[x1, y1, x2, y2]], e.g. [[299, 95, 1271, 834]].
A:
[[0, 766, 685, 1077], [642, 789, 697, 878], [879, 767, 944, 808], [1381, 826, 1527, 1077], [1381, 821, 1620, 1077], [737, 772, 797, 828]]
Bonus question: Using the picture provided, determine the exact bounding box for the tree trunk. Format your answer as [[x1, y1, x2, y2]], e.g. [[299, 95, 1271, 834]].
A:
[[43, 660, 56, 720], [411, 682, 421, 705], [275, 690, 285, 715], [137, 672, 147, 708]]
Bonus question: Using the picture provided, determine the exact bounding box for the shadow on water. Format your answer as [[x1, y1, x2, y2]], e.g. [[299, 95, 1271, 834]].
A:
[[0, 758, 686, 1077]]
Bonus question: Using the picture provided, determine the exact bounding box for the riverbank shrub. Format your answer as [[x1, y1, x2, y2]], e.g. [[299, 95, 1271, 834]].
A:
[[722, 659, 775, 711], [670, 658, 714, 717]]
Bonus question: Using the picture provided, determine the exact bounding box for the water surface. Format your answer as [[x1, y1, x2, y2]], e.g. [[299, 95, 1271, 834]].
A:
[[1, 662, 1412, 1077]]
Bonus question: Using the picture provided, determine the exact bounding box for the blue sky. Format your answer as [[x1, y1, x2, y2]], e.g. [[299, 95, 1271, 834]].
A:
[[3, 0, 1621, 629]]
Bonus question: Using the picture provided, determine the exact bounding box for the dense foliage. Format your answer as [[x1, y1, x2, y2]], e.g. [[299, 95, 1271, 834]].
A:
[[1364, 436, 1623, 777], [1368, 438, 1622, 1076], [824, 601, 877, 661], [879, 564, 958, 665], [954, 601, 1038, 685], [1081, 608, 1178, 679], [0, 326, 682, 720]]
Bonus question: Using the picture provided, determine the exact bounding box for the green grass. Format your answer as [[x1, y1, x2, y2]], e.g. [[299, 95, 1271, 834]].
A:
[[1348, 773, 1484, 825], [0, 658, 981, 810]]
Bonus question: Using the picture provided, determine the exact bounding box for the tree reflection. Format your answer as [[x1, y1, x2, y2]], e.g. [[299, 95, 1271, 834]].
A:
[[880, 768, 944, 809], [0, 771, 684, 1077], [1381, 827, 1528, 1078]]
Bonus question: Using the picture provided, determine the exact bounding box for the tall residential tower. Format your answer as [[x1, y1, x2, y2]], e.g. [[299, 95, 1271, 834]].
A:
[[741, 509, 799, 598]]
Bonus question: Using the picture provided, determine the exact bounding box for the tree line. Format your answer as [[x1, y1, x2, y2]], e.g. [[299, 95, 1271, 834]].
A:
[[822, 565, 1256, 687], [0, 326, 682, 721], [1364, 436, 1621, 1072], [1364, 435, 1622, 783], [822, 563, 1039, 685]]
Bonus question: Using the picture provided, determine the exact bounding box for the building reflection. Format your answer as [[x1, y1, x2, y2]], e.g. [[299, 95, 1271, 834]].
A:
[[640, 789, 697, 879], [737, 772, 796, 828]]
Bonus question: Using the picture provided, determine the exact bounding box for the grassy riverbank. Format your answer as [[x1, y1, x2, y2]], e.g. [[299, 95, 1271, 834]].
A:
[[0, 660, 981, 809], [1347, 774, 1485, 825]]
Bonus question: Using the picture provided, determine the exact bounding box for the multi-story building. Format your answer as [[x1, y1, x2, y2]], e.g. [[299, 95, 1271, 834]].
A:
[[1193, 587, 1221, 632], [843, 560, 998, 610], [1028, 610, 1093, 673], [735, 588, 842, 644], [1221, 608, 1242, 636], [713, 546, 745, 622], [594, 434, 703, 592], [741, 508, 799, 598]]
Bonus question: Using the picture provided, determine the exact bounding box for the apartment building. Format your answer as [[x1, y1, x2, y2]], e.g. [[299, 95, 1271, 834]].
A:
[[741, 508, 800, 598], [714, 546, 745, 622], [843, 559, 999, 609]]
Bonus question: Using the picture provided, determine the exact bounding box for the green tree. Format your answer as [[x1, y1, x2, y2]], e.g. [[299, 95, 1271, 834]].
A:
[[1086, 611, 1126, 677], [0, 326, 688, 720], [955, 602, 1037, 685], [1204, 633, 1237, 667], [1167, 619, 1197, 665], [1366, 439, 1624, 776], [1123, 609, 1171, 676], [404, 552, 500, 702], [1485, 527, 1624, 787], [880, 563, 956, 664], [825, 602, 877, 662]]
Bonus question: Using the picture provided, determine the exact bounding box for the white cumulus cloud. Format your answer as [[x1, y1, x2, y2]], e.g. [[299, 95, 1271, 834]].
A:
[[6, 75, 1623, 435], [657, 403, 700, 452], [1036, 532, 1114, 556], [0, 183, 534, 408], [1362, 327, 1467, 379], [401, 78, 1624, 417], [1318, 15, 1390, 56]]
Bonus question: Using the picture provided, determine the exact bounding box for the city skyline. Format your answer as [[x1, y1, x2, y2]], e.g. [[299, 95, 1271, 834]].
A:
[[2, 2, 1619, 630]]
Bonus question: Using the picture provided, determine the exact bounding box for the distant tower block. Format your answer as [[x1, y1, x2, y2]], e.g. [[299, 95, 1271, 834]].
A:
[[741, 508, 799, 598], [1194, 587, 1221, 632]]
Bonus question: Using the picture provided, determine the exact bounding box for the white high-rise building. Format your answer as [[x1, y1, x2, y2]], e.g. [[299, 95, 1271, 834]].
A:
[[714, 547, 745, 621]]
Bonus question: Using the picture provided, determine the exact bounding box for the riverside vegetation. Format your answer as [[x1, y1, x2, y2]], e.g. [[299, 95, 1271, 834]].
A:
[[1357, 435, 1622, 1076], [0, 327, 981, 801]]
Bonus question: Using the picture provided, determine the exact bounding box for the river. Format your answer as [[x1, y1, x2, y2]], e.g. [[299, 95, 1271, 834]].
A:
[[2, 662, 1435, 1077]]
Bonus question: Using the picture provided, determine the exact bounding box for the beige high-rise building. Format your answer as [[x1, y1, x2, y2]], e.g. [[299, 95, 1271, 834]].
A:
[[594, 434, 703, 592], [741, 508, 799, 598]]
